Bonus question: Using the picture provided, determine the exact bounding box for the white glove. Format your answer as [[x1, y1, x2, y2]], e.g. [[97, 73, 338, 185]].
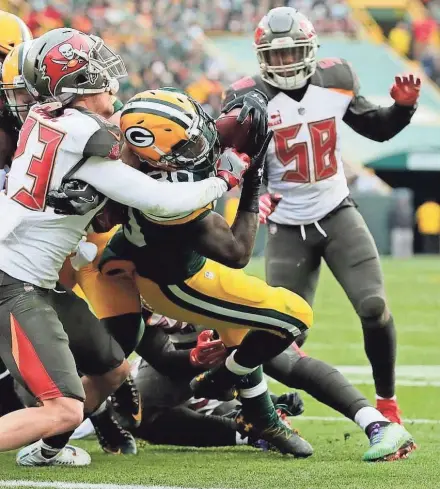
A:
[[70, 239, 98, 271]]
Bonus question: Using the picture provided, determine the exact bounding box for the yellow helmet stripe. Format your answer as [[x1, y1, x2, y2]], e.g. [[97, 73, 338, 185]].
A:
[[123, 100, 193, 129]]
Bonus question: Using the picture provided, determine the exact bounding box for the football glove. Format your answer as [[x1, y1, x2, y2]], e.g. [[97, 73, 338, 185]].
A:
[[259, 192, 282, 224], [47, 180, 105, 215], [70, 239, 99, 271], [390, 74, 421, 107], [190, 330, 227, 368], [222, 89, 269, 156], [216, 148, 251, 189]]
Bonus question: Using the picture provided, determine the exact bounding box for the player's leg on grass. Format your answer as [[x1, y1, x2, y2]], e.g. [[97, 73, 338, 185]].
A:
[[0, 274, 85, 452], [16, 286, 132, 465], [135, 269, 314, 457], [49, 287, 135, 456], [322, 205, 401, 423], [265, 220, 321, 347], [263, 344, 415, 460]]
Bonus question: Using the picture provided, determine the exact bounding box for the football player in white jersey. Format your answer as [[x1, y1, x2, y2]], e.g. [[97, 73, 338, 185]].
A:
[[0, 27, 249, 455], [222, 7, 421, 426]]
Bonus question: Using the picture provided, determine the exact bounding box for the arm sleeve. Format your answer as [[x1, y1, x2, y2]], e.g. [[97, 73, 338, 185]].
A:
[[73, 156, 228, 217], [136, 326, 203, 379], [343, 66, 416, 142]]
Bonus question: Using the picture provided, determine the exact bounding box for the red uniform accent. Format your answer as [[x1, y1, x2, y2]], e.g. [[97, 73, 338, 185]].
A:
[[10, 313, 62, 401], [230, 76, 256, 91], [291, 342, 307, 358]]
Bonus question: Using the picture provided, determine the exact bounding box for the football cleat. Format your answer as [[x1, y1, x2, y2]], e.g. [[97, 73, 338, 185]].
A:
[[111, 374, 142, 430], [376, 398, 402, 425], [363, 423, 416, 462], [274, 391, 304, 417], [16, 440, 91, 466], [92, 405, 137, 455], [190, 366, 239, 401], [236, 412, 313, 458]]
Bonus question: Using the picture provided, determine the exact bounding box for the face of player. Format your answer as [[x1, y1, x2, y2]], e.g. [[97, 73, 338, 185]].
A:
[[8, 88, 35, 123], [87, 91, 115, 119], [267, 47, 307, 77]]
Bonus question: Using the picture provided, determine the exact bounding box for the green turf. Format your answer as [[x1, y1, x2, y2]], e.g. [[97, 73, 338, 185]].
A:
[[2, 257, 439, 489]]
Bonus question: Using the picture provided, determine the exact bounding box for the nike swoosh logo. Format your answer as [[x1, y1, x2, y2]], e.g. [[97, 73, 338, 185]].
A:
[[227, 157, 234, 172], [132, 395, 142, 423]]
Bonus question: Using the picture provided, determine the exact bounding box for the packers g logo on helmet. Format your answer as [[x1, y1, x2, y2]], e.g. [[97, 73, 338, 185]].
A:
[[120, 88, 219, 173], [124, 126, 155, 148]]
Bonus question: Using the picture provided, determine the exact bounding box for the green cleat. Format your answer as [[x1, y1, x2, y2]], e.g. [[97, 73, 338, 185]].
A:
[[363, 423, 416, 462]]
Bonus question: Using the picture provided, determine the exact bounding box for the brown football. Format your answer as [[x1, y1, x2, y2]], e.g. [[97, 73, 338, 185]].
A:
[[215, 107, 252, 153]]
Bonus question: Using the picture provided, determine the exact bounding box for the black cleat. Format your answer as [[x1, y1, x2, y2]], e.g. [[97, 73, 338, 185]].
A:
[[236, 412, 313, 458], [111, 374, 142, 430], [91, 404, 137, 455], [190, 366, 239, 401], [274, 391, 305, 417]]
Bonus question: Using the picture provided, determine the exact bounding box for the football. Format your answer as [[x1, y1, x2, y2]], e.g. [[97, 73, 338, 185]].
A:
[[215, 107, 252, 152]]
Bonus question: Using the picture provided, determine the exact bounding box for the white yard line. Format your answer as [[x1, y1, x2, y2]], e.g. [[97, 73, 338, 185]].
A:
[[269, 365, 440, 387], [293, 415, 440, 425], [0, 482, 217, 489]]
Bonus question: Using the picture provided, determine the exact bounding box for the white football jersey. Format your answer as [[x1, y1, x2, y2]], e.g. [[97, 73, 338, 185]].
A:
[[266, 85, 351, 225], [0, 106, 118, 288]]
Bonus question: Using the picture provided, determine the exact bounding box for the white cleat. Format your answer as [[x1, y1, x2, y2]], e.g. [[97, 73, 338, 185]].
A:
[[16, 440, 91, 466]]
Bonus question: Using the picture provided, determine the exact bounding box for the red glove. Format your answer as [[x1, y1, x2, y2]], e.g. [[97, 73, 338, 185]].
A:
[[390, 74, 421, 107], [259, 192, 282, 224], [216, 148, 251, 189], [190, 330, 227, 368]]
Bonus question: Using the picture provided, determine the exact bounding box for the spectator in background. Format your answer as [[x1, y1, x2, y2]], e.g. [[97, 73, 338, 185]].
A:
[[389, 189, 414, 258], [412, 15, 438, 60], [388, 22, 411, 57], [416, 199, 440, 254]]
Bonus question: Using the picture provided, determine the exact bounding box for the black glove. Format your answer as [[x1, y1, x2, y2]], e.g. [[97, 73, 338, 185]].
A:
[[239, 130, 273, 213], [222, 89, 269, 156], [46, 179, 105, 215]]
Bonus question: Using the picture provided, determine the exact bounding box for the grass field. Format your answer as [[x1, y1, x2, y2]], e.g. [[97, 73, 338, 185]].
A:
[[1, 257, 439, 489]]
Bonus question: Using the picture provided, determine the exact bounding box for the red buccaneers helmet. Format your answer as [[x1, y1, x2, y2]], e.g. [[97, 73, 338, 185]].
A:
[[22, 28, 127, 108], [254, 7, 319, 90]]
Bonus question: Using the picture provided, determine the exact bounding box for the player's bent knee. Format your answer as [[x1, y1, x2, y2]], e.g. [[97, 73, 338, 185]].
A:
[[43, 397, 84, 432], [358, 295, 389, 326], [278, 287, 314, 332]]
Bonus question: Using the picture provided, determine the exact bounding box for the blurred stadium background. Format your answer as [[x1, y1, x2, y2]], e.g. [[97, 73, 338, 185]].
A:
[[1, 1, 440, 488]]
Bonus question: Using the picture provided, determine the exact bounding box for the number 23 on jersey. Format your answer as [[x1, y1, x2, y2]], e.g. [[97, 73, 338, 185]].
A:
[[11, 115, 65, 211]]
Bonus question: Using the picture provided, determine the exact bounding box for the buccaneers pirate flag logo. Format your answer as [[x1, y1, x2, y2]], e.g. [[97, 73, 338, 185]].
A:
[[41, 31, 95, 95]]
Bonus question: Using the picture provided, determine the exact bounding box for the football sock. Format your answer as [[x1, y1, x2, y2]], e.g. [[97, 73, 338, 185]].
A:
[[233, 330, 294, 368], [135, 406, 238, 447], [365, 421, 391, 439], [238, 366, 278, 427], [354, 407, 390, 432], [41, 431, 74, 459], [41, 402, 106, 459], [264, 353, 370, 421], [362, 315, 396, 399]]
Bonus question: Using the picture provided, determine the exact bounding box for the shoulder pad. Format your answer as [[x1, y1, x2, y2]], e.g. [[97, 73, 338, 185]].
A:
[[312, 58, 359, 95], [74, 108, 122, 160], [222, 75, 278, 107]]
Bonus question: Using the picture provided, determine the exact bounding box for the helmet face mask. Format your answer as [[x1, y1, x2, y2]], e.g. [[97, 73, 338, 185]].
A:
[[254, 7, 319, 90], [22, 28, 127, 109]]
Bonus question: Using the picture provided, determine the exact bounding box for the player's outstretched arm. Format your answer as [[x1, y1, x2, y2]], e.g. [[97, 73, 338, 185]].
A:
[[343, 72, 421, 142], [189, 132, 273, 269], [73, 156, 229, 218]]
